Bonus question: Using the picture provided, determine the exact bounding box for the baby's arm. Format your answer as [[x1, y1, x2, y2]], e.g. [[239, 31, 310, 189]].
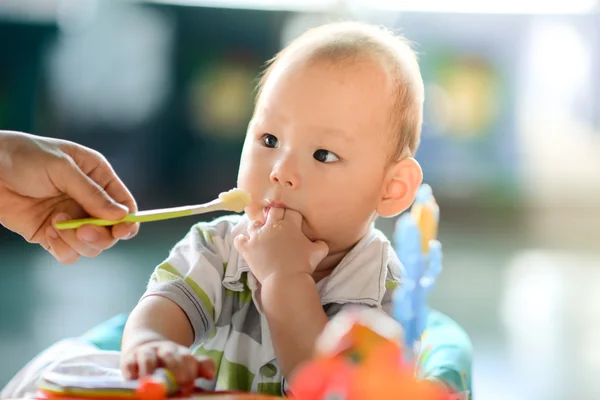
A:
[[122, 296, 193, 352], [261, 273, 329, 380], [119, 219, 232, 387], [120, 295, 213, 386], [234, 208, 329, 381]]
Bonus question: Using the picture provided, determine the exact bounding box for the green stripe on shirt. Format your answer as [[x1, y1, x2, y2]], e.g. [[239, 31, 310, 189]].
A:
[[196, 226, 214, 244], [155, 262, 216, 321], [216, 357, 255, 393], [257, 382, 282, 396]]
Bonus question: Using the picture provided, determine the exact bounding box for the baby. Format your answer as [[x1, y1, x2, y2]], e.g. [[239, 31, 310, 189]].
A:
[[119, 21, 425, 396]]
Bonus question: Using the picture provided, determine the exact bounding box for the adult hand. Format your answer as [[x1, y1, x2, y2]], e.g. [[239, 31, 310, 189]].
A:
[[0, 131, 139, 263]]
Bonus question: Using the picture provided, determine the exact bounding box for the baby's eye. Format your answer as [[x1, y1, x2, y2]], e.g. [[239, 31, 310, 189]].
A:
[[262, 134, 279, 148], [313, 149, 339, 163]]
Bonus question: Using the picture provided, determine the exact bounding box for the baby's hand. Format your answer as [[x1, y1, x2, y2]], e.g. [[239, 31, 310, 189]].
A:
[[121, 340, 215, 390], [234, 207, 329, 283]]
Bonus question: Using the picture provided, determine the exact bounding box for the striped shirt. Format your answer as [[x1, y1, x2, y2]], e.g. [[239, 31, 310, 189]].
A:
[[142, 214, 403, 396]]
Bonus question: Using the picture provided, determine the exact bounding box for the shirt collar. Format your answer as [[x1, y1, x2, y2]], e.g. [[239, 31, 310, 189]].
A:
[[316, 225, 399, 307]]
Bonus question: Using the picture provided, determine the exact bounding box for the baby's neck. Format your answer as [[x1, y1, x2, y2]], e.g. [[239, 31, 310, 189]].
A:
[[311, 249, 349, 283], [312, 222, 374, 283]]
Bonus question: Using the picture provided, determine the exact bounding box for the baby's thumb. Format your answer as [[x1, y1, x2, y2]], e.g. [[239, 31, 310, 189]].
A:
[[309, 240, 329, 269], [54, 159, 128, 220]]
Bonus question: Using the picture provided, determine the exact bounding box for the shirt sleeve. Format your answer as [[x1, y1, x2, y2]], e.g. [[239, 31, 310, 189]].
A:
[[141, 217, 236, 346]]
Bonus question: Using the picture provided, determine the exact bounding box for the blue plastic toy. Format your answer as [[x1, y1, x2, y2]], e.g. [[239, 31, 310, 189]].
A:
[[392, 184, 443, 363]]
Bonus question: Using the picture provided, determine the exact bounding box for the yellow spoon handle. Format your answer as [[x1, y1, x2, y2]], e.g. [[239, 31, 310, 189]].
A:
[[54, 202, 221, 230], [54, 188, 252, 231]]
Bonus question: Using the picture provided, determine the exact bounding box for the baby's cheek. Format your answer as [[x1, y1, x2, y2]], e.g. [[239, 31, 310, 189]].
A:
[[330, 206, 370, 238], [302, 209, 333, 241]]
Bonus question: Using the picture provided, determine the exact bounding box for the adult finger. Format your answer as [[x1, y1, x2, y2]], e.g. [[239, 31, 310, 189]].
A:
[[46, 224, 80, 264], [76, 225, 118, 252], [70, 144, 138, 218], [112, 222, 139, 241], [48, 156, 128, 221], [89, 158, 139, 241], [51, 213, 102, 259], [68, 145, 140, 241]]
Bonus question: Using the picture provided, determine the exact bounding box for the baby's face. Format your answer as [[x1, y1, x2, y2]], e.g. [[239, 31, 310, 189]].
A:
[[237, 57, 395, 253]]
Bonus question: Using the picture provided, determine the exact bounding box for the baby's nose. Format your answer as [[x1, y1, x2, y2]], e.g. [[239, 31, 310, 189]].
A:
[[270, 169, 297, 188], [270, 158, 300, 189]]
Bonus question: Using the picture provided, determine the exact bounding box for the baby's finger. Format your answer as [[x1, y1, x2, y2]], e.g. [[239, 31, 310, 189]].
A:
[[195, 356, 216, 380], [46, 227, 80, 264], [76, 225, 117, 252], [157, 346, 191, 384], [247, 220, 263, 235], [180, 354, 201, 384], [178, 381, 195, 397], [266, 207, 285, 224], [120, 353, 139, 380], [283, 208, 303, 227], [137, 349, 158, 377], [233, 234, 248, 254]]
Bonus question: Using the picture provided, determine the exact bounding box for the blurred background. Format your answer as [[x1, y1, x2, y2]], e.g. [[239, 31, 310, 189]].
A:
[[1, 0, 599, 398]]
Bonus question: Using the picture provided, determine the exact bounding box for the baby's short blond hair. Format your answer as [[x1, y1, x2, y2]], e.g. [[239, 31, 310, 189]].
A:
[[255, 21, 424, 161]]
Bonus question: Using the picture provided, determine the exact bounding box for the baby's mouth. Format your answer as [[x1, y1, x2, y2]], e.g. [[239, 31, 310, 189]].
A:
[[264, 202, 288, 218], [262, 205, 315, 240], [263, 207, 281, 221]]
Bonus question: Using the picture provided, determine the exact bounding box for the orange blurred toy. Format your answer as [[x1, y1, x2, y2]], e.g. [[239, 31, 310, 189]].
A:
[[290, 307, 449, 400]]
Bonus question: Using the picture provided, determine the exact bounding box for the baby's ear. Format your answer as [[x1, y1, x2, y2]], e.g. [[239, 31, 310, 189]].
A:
[[377, 157, 422, 217]]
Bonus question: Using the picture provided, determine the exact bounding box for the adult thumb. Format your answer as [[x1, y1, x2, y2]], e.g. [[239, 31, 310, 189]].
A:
[[52, 159, 129, 220], [309, 240, 329, 269]]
